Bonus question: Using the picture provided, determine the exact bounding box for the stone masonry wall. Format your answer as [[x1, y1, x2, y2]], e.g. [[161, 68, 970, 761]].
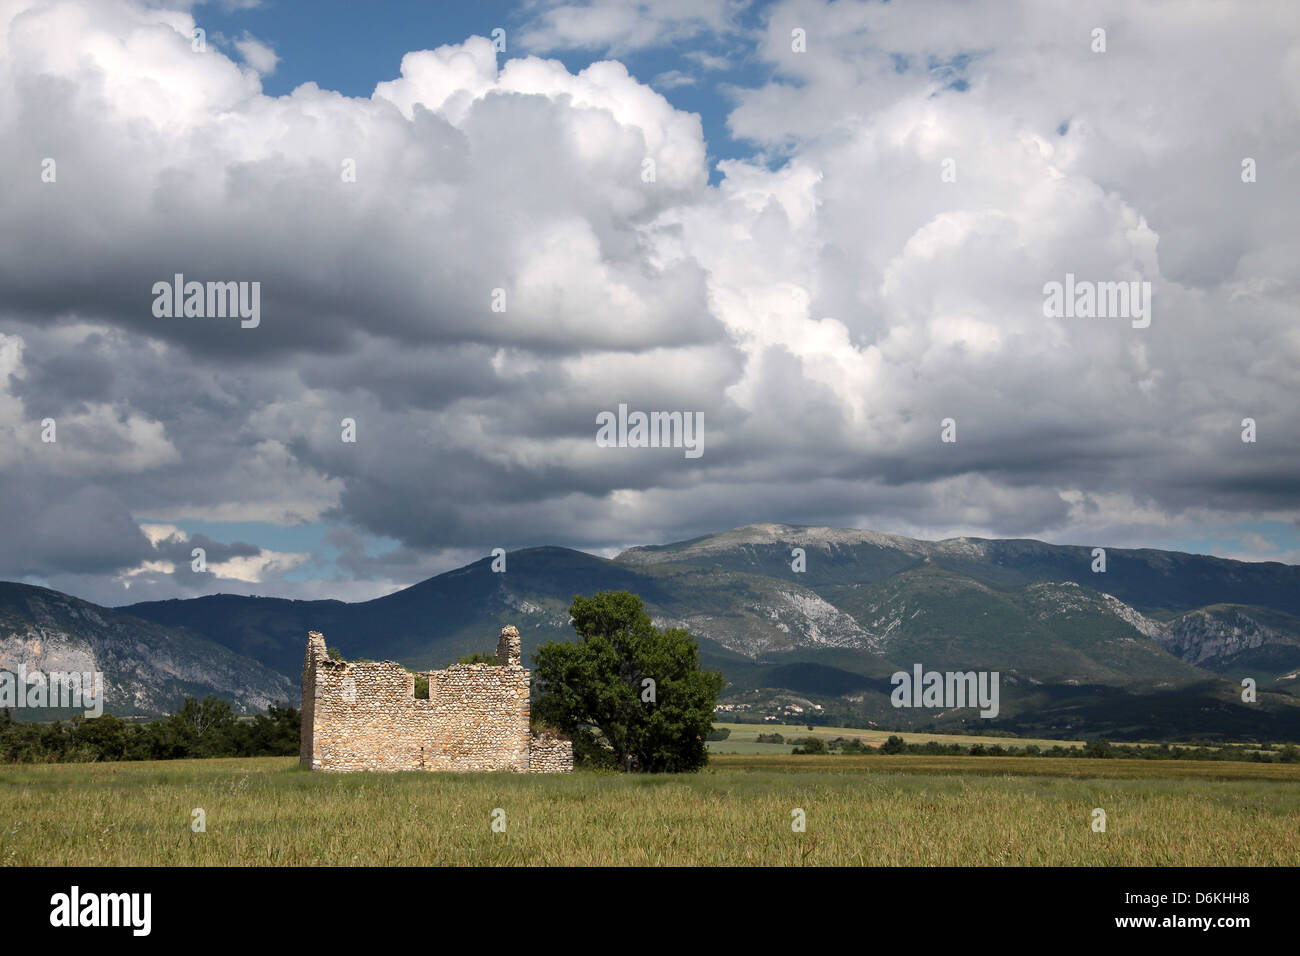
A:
[[527, 733, 574, 773], [300, 627, 572, 773]]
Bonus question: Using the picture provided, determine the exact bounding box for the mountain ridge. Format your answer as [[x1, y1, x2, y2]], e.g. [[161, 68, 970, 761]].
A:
[[6, 523, 1299, 737]]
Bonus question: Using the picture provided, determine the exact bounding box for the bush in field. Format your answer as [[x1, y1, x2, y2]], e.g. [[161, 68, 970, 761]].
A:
[[1085, 739, 1116, 759]]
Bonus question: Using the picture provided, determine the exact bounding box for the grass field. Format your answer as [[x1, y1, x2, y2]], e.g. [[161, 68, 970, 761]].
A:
[[709, 722, 1089, 754], [3, 754, 1299, 866]]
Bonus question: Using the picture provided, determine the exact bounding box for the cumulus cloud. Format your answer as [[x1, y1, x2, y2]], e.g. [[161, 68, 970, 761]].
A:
[[0, 0, 1296, 606]]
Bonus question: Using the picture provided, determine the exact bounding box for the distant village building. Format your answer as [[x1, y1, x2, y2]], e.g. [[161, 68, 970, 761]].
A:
[[299, 626, 572, 773]]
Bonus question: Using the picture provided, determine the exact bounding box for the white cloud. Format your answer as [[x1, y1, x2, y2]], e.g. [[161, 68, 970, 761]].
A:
[[1241, 533, 1280, 554], [683, 50, 731, 71], [233, 31, 277, 74], [653, 69, 696, 89], [205, 550, 309, 582], [140, 523, 187, 547], [518, 0, 747, 54], [0, 0, 1296, 597]]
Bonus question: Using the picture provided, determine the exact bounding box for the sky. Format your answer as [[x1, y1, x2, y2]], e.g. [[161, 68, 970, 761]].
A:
[[0, 0, 1297, 607]]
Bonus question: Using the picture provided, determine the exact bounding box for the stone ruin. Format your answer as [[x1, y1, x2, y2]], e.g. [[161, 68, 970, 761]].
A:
[[299, 625, 572, 773]]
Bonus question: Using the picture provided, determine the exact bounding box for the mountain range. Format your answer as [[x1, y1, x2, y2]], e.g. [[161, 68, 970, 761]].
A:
[[4, 523, 1299, 740], [0, 582, 293, 716]]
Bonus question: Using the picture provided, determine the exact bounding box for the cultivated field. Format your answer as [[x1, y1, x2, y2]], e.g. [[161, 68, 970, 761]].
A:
[[709, 722, 1090, 754], [3, 754, 1299, 866]]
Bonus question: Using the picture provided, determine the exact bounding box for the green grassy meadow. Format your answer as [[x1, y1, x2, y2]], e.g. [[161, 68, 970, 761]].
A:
[[3, 754, 1298, 866]]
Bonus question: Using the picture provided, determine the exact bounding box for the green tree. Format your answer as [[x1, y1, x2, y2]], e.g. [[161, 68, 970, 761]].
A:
[[237, 703, 301, 756], [68, 713, 130, 761], [532, 591, 724, 773], [880, 734, 906, 754], [162, 696, 238, 757]]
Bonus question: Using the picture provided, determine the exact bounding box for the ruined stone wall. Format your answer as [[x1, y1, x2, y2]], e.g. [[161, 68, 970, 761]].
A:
[[300, 626, 571, 774], [424, 663, 530, 771], [300, 631, 433, 771], [527, 733, 574, 773]]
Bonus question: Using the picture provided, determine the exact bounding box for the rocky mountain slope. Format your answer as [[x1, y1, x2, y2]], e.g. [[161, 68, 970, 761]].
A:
[[0, 583, 294, 717]]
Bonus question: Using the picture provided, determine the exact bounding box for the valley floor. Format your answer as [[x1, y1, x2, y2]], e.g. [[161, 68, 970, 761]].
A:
[[2, 755, 1297, 866]]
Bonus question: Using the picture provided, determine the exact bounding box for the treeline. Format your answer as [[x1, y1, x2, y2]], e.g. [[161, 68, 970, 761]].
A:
[[791, 735, 1300, 762], [0, 697, 300, 764]]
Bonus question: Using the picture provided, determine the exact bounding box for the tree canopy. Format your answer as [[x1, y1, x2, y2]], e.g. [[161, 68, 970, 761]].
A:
[[532, 591, 724, 772]]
